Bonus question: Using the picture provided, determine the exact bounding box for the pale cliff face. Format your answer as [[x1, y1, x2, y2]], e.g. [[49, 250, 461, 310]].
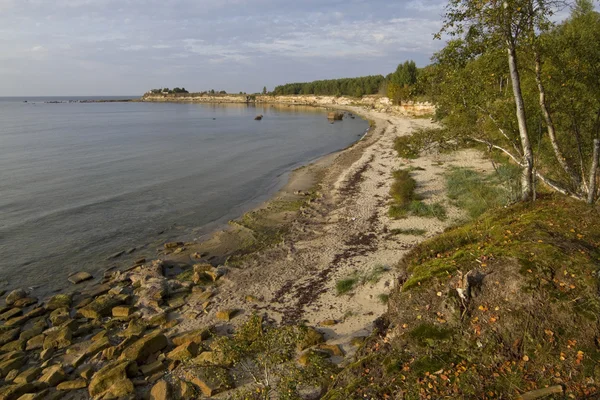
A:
[[141, 93, 435, 116]]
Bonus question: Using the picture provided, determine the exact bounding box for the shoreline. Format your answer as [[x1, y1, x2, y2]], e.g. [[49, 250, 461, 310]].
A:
[[0, 102, 494, 399]]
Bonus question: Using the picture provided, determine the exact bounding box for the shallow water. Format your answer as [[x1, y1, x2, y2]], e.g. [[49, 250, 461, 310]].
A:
[[0, 97, 368, 296]]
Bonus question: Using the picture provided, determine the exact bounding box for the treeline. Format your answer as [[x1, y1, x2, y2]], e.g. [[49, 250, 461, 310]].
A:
[[418, 0, 600, 204], [272, 75, 386, 97], [149, 87, 189, 94]]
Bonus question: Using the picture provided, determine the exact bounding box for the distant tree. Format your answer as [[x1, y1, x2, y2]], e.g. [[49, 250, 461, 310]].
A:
[[262, 86, 268, 95], [219, 90, 227, 94]]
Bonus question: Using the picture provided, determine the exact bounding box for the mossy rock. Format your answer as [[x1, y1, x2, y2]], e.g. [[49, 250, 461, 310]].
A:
[[47, 294, 72, 311], [297, 327, 325, 351], [88, 360, 136, 399]]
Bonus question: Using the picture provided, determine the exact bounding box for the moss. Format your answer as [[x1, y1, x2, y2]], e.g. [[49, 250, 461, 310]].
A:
[[408, 323, 453, 346]]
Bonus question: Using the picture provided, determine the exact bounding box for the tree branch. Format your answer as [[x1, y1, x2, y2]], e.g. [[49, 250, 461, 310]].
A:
[[467, 137, 524, 165]]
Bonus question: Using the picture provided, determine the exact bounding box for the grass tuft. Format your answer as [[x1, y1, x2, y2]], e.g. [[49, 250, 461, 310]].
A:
[[336, 277, 359, 295], [407, 201, 447, 221], [389, 228, 427, 236]]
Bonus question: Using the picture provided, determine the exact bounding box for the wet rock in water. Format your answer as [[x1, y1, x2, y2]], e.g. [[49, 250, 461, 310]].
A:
[[106, 251, 125, 260], [183, 367, 232, 397], [119, 332, 168, 363], [164, 242, 183, 250], [149, 379, 170, 400], [0, 308, 23, 322], [88, 360, 136, 399], [68, 272, 93, 285], [5, 289, 27, 306], [56, 379, 87, 391], [38, 364, 66, 386], [254, 115, 263, 120], [12, 297, 37, 308], [46, 294, 72, 311]]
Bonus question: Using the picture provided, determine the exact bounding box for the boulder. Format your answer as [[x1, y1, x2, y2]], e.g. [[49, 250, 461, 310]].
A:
[[112, 306, 134, 318], [46, 294, 72, 311], [49, 308, 70, 327], [38, 365, 66, 386], [12, 298, 37, 308], [88, 360, 136, 399], [78, 294, 126, 320], [26, 335, 45, 351], [68, 272, 93, 284], [119, 332, 168, 363], [171, 328, 211, 346], [0, 356, 25, 377], [149, 380, 169, 400], [56, 379, 87, 391], [0, 383, 36, 400], [215, 309, 236, 321], [5, 289, 27, 306], [0, 329, 20, 346], [43, 327, 72, 350], [13, 367, 41, 384], [166, 341, 198, 361], [183, 367, 232, 397], [0, 309, 22, 321]]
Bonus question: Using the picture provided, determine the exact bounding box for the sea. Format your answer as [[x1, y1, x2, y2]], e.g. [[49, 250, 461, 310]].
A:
[[0, 96, 368, 297]]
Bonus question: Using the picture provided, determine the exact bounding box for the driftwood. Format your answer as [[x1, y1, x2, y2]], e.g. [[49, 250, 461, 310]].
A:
[[517, 385, 563, 400]]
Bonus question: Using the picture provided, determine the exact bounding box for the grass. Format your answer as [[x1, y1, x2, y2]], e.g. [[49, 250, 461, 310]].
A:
[[363, 265, 390, 285], [336, 277, 359, 295], [389, 228, 427, 236], [377, 293, 389, 304], [325, 195, 600, 399], [446, 166, 520, 219], [389, 170, 417, 207], [394, 136, 420, 159], [407, 200, 447, 221]]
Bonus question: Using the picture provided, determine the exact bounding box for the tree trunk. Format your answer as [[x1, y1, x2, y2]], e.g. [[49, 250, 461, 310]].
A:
[[588, 139, 600, 204], [534, 53, 581, 191], [508, 44, 534, 201]]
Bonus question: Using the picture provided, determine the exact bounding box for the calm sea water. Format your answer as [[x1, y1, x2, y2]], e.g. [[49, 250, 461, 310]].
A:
[[0, 97, 368, 296]]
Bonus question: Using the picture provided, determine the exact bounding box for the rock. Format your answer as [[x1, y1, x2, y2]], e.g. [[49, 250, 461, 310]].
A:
[[84, 336, 111, 359], [5, 289, 27, 306], [245, 295, 258, 303], [139, 360, 164, 376], [183, 367, 232, 397], [43, 327, 72, 350], [23, 308, 45, 320], [146, 313, 167, 328], [40, 349, 54, 362], [5, 369, 19, 381], [161, 319, 179, 330], [298, 349, 329, 367], [192, 264, 222, 283], [119, 332, 168, 363], [316, 343, 344, 356], [78, 294, 126, 320], [215, 309, 236, 321], [254, 115, 263, 120], [112, 306, 134, 318], [67, 272, 93, 285], [196, 290, 214, 303], [13, 367, 41, 384], [149, 380, 169, 400], [0, 329, 20, 346], [0, 383, 36, 400], [350, 336, 367, 347], [118, 319, 146, 338], [172, 379, 195, 399], [171, 328, 211, 346], [78, 364, 94, 380], [166, 341, 198, 361], [38, 365, 66, 386], [0, 356, 25, 377], [49, 308, 70, 327], [5, 316, 29, 327], [46, 294, 72, 311], [134, 258, 146, 265], [297, 327, 324, 351], [1, 340, 25, 352], [0, 309, 23, 321], [88, 360, 136, 399], [82, 284, 111, 299], [192, 351, 231, 366], [164, 242, 183, 250], [318, 319, 337, 326], [166, 294, 186, 309], [56, 379, 87, 391], [12, 298, 37, 308], [107, 251, 125, 260], [20, 321, 46, 341]]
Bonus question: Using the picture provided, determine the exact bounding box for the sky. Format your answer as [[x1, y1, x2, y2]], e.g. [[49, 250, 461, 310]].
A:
[[0, 0, 449, 96]]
